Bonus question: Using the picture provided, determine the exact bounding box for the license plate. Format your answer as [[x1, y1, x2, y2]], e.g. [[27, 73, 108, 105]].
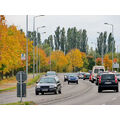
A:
[[42, 89, 48, 92], [105, 82, 112, 84]]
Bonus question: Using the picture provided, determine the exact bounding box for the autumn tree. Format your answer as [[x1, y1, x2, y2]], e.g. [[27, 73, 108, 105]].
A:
[[66, 49, 83, 72], [50, 51, 68, 72], [96, 58, 102, 65]]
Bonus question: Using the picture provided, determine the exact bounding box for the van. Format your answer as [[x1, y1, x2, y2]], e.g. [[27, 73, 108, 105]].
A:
[[91, 66, 105, 83]]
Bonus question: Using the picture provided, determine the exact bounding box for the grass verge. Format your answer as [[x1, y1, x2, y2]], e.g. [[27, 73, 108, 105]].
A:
[[2, 101, 36, 105], [0, 73, 44, 93]]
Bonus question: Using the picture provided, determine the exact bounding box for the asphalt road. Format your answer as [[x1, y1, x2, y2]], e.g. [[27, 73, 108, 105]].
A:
[[1, 73, 120, 105]]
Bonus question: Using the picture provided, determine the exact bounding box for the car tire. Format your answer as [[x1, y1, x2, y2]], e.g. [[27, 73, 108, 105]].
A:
[[35, 91, 39, 95], [98, 87, 102, 93], [116, 87, 119, 92], [59, 89, 62, 94], [91, 80, 94, 83], [68, 82, 69, 84], [76, 81, 78, 84], [55, 89, 58, 94], [41, 92, 44, 95]]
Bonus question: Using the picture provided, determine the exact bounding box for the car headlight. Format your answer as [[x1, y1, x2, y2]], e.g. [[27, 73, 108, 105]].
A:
[[49, 85, 56, 88]]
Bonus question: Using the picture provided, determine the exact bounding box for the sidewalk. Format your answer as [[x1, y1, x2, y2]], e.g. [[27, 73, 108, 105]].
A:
[[0, 74, 35, 90]]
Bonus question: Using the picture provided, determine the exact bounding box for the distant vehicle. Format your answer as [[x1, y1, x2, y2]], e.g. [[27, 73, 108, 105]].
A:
[[116, 73, 120, 81], [46, 71, 57, 76], [88, 70, 92, 74], [35, 76, 61, 95], [98, 73, 119, 93], [77, 72, 85, 79], [91, 66, 105, 83], [83, 73, 90, 80], [68, 74, 78, 84]]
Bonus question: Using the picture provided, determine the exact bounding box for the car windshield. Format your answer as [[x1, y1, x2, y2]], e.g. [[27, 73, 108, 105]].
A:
[[39, 77, 56, 83], [94, 69, 104, 73], [69, 75, 76, 77], [47, 72, 56, 76], [101, 74, 115, 80]]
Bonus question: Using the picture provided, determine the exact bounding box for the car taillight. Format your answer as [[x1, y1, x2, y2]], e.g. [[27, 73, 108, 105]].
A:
[[89, 75, 91, 80], [99, 76, 101, 84], [115, 76, 118, 83]]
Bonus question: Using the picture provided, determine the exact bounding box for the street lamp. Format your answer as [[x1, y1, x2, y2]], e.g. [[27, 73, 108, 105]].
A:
[[36, 26, 46, 75], [104, 23, 114, 71], [33, 15, 45, 78], [91, 42, 97, 65]]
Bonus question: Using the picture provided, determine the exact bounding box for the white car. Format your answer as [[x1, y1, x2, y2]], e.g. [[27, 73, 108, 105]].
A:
[[91, 66, 105, 83]]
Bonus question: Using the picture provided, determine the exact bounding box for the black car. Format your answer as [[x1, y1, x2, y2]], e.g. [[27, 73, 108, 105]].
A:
[[35, 76, 61, 95], [83, 73, 90, 80], [98, 73, 119, 93], [68, 74, 78, 84]]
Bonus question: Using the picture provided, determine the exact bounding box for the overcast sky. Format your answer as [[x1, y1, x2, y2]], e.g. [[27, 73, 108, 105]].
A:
[[5, 15, 120, 51]]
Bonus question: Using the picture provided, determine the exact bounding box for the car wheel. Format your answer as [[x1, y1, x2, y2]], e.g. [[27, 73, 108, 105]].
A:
[[35, 91, 39, 95], [59, 89, 62, 94], [68, 82, 69, 84], [76, 81, 78, 84], [98, 87, 102, 93], [55, 89, 58, 94], [116, 87, 119, 92], [41, 92, 44, 95], [91, 80, 94, 83]]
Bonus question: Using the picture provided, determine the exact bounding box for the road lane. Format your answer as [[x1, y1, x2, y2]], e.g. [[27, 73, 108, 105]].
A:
[[0, 73, 120, 105]]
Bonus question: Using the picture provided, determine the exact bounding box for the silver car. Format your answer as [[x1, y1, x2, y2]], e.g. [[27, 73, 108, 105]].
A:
[[35, 76, 61, 95]]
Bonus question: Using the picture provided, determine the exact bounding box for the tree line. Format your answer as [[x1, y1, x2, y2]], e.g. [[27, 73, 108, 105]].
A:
[[27, 26, 88, 54]]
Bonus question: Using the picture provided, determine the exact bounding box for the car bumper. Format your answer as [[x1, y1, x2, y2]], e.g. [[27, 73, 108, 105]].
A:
[[99, 85, 118, 90], [68, 80, 78, 83], [36, 88, 57, 93]]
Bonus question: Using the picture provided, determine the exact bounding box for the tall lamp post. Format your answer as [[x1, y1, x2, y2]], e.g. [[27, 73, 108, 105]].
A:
[[104, 23, 114, 71], [33, 15, 45, 78], [36, 26, 46, 75]]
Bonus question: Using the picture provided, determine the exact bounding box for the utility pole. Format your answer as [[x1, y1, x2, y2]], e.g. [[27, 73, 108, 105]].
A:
[[33, 15, 45, 78]]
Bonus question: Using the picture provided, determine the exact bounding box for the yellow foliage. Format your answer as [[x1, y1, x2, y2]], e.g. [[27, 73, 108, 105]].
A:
[[66, 49, 83, 71], [51, 50, 68, 72]]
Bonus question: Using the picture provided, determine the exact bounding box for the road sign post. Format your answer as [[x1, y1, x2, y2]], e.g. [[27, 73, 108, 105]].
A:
[[16, 71, 27, 103]]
